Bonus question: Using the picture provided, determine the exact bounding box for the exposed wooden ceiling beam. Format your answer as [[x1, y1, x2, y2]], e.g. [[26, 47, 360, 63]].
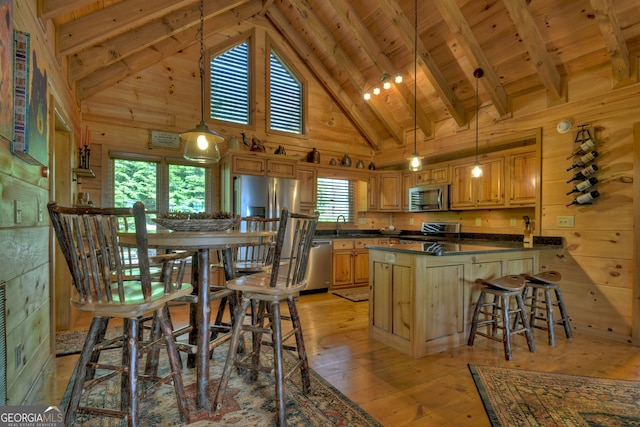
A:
[[501, 0, 563, 101], [266, 6, 382, 151], [327, 0, 434, 139], [589, 0, 631, 82], [68, 0, 249, 82], [39, 0, 96, 22], [433, 0, 509, 118], [57, 0, 195, 56], [377, 0, 467, 127], [286, 0, 404, 144], [76, 2, 261, 100]]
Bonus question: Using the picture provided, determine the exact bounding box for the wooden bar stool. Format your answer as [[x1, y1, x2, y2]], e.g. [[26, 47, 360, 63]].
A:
[[468, 275, 536, 361], [522, 271, 573, 346]]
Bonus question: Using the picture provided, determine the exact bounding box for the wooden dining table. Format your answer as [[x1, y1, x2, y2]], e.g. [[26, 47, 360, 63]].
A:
[[119, 229, 275, 410]]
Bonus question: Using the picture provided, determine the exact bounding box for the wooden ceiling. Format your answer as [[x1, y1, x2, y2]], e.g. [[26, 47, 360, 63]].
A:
[[42, 0, 640, 151]]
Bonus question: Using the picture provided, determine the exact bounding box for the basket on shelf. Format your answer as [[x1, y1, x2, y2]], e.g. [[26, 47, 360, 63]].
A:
[[152, 216, 240, 232]]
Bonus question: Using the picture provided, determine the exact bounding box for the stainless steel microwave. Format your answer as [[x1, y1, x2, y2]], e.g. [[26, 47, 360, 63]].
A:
[[408, 184, 450, 212]]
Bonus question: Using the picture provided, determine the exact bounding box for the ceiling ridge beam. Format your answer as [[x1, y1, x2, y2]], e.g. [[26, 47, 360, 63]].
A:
[[433, 0, 510, 118], [57, 0, 195, 57], [377, 0, 467, 127], [327, 0, 434, 140], [501, 0, 563, 101], [77, 2, 262, 100], [589, 0, 631, 82], [266, 6, 382, 151], [286, 0, 404, 144], [69, 0, 249, 82]]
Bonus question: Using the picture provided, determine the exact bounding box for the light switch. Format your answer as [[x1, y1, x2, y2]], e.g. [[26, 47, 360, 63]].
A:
[[557, 216, 575, 228]]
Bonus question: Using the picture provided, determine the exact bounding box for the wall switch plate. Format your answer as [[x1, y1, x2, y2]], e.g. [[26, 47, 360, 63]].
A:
[[359, 217, 366, 225], [475, 217, 482, 227], [557, 216, 575, 228], [15, 200, 23, 223], [510, 217, 517, 227], [409, 217, 414, 225]]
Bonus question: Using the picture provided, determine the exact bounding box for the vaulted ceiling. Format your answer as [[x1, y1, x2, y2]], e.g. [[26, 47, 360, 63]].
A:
[[42, 0, 640, 152]]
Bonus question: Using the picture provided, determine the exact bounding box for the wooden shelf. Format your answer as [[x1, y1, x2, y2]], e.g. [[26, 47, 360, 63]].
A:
[[72, 168, 95, 178]]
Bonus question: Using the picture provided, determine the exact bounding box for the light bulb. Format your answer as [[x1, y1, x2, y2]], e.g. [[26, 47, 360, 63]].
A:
[[395, 74, 403, 84], [373, 87, 381, 95], [472, 163, 483, 178], [408, 153, 423, 171], [364, 92, 371, 100], [197, 134, 209, 150], [383, 81, 391, 90]]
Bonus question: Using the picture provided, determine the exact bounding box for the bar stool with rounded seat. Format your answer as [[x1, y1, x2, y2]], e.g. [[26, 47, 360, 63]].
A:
[[468, 274, 536, 361], [522, 271, 573, 346]]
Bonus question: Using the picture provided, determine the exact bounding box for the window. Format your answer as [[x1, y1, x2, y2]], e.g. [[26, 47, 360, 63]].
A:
[[210, 41, 249, 125], [112, 156, 209, 216], [269, 49, 302, 134], [316, 178, 354, 222]]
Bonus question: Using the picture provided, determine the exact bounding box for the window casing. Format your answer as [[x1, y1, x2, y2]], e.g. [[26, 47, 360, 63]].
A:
[[316, 178, 355, 223], [209, 41, 250, 125]]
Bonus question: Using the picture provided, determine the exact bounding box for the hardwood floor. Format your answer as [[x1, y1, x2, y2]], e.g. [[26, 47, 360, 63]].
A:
[[29, 290, 640, 426]]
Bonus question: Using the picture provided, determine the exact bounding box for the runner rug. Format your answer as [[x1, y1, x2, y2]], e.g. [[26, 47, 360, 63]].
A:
[[332, 287, 369, 302], [61, 343, 382, 426], [469, 364, 640, 427]]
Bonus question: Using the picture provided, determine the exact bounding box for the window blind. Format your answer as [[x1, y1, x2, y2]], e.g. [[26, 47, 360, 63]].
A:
[[316, 178, 354, 222], [269, 50, 302, 134], [210, 42, 249, 125]]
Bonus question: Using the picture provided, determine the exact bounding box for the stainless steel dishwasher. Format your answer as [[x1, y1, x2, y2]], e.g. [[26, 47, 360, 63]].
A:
[[303, 239, 332, 291]]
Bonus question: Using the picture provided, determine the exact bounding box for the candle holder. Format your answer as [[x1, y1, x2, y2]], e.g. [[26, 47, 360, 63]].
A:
[[79, 145, 91, 169]]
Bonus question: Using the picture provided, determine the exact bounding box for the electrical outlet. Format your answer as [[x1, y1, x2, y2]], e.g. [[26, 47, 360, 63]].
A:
[[409, 217, 414, 225], [15, 200, 23, 223], [557, 216, 575, 228], [475, 217, 482, 227], [359, 217, 366, 225], [510, 217, 517, 227]]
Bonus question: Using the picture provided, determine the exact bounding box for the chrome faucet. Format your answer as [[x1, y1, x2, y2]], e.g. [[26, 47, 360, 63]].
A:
[[336, 215, 347, 235]]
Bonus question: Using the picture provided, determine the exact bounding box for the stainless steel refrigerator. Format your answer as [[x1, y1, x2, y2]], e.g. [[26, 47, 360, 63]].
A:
[[233, 175, 300, 220]]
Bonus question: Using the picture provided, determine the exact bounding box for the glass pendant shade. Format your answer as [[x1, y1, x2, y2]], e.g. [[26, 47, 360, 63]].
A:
[[471, 161, 483, 178], [182, 122, 223, 163], [408, 152, 423, 172]]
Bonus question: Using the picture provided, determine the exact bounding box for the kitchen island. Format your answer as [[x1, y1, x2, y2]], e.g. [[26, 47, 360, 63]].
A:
[[365, 240, 562, 358]]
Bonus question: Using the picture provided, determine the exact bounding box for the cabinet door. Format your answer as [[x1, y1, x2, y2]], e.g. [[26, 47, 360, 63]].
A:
[[509, 151, 536, 206], [476, 158, 504, 207], [422, 265, 464, 341], [450, 164, 475, 209], [368, 173, 379, 211], [430, 166, 449, 183], [297, 167, 317, 209], [402, 172, 415, 211], [415, 170, 431, 185], [391, 264, 412, 339], [353, 250, 369, 284], [372, 262, 392, 332], [379, 173, 402, 211], [332, 251, 353, 287], [266, 159, 296, 178], [233, 156, 266, 175]]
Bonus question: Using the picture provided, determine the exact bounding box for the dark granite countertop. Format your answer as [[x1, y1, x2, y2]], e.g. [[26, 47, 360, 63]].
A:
[[364, 240, 562, 256]]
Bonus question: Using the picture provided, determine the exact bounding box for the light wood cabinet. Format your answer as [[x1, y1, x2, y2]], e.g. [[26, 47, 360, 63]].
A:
[[297, 166, 317, 211], [228, 152, 297, 178], [368, 171, 403, 211], [367, 174, 379, 211], [332, 238, 379, 288], [508, 150, 536, 206], [450, 157, 504, 209], [415, 166, 449, 185], [371, 253, 414, 340], [402, 172, 415, 211]]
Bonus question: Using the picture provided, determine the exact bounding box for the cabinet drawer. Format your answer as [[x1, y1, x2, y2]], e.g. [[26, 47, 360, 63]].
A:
[[355, 238, 376, 248], [333, 240, 354, 250]]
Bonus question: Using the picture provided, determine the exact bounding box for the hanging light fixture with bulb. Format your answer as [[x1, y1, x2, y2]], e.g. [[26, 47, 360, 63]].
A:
[[181, 0, 224, 163], [407, 0, 423, 172], [471, 68, 484, 178]]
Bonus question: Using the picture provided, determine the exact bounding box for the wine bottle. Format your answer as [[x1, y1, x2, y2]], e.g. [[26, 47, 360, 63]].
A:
[[566, 177, 598, 195], [566, 164, 598, 183], [566, 151, 598, 171], [566, 190, 600, 207], [566, 138, 596, 159]]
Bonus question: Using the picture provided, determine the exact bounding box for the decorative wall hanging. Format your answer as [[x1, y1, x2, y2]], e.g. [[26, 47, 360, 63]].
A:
[[0, 0, 13, 143], [566, 123, 600, 206]]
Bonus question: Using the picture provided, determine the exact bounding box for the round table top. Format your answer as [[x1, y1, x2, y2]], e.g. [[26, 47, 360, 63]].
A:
[[119, 229, 275, 250]]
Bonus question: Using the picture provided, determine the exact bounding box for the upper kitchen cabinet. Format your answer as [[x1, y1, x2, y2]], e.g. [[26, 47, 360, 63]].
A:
[[415, 166, 449, 185], [368, 171, 403, 211], [507, 149, 537, 207], [450, 156, 504, 210], [296, 165, 317, 213], [224, 151, 297, 179]]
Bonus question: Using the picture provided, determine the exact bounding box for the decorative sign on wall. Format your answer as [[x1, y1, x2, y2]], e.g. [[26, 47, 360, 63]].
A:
[[149, 130, 181, 149], [0, 0, 13, 143]]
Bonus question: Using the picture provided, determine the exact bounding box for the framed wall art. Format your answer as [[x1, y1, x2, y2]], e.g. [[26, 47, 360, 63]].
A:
[[0, 0, 13, 143]]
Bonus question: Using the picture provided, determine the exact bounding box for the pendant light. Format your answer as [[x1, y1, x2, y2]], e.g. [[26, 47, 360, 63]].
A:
[[182, 0, 223, 163], [471, 68, 484, 178], [407, 0, 423, 172]]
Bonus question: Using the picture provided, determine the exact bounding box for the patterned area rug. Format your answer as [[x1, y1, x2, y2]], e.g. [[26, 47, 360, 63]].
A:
[[469, 364, 640, 427], [332, 287, 369, 302], [55, 326, 124, 356], [61, 343, 382, 426]]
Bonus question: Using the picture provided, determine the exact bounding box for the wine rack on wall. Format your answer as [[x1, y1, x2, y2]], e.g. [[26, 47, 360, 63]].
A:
[[566, 124, 600, 207]]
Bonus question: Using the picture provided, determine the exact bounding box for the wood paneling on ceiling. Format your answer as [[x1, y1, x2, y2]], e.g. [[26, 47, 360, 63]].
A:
[[42, 0, 640, 151]]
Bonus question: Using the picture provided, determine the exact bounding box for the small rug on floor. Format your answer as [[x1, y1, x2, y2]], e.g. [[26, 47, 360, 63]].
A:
[[332, 287, 369, 302], [55, 326, 124, 357], [469, 364, 640, 427], [62, 343, 382, 426]]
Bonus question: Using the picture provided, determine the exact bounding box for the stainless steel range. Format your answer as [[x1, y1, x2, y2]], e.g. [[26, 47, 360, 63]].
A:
[[420, 222, 461, 241]]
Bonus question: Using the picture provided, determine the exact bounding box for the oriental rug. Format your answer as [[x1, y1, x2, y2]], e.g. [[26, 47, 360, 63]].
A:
[[61, 344, 382, 426], [469, 364, 640, 427], [55, 326, 124, 357], [332, 287, 369, 302]]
